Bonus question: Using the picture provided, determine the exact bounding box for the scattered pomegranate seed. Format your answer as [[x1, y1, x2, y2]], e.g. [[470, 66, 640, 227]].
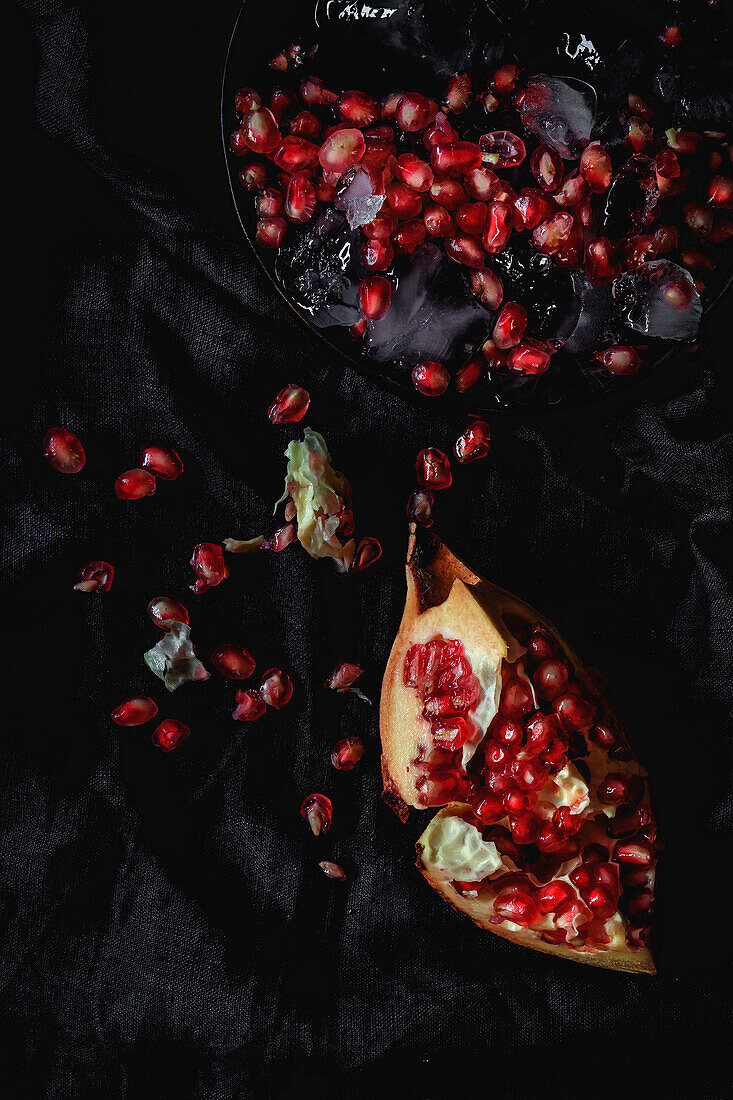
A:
[[454, 420, 491, 464], [416, 448, 452, 490], [324, 662, 363, 693], [189, 543, 229, 594], [319, 128, 365, 174], [285, 173, 316, 222], [443, 72, 472, 114], [299, 76, 337, 106], [454, 358, 482, 393], [407, 488, 434, 526], [493, 890, 539, 927], [579, 142, 612, 192], [44, 427, 85, 474], [593, 346, 641, 376], [445, 234, 487, 269], [336, 89, 378, 127], [429, 177, 467, 210], [507, 342, 552, 375], [659, 24, 682, 47], [115, 469, 156, 500], [111, 696, 158, 726], [423, 203, 454, 237], [482, 200, 513, 252], [350, 536, 382, 573], [479, 130, 526, 168], [683, 201, 713, 237], [147, 596, 189, 630], [358, 276, 392, 320], [395, 92, 432, 132], [268, 383, 310, 424], [455, 202, 488, 237], [152, 719, 191, 752], [431, 141, 482, 174], [532, 212, 574, 254], [395, 153, 433, 192], [363, 237, 394, 270], [708, 176, 733, 209], [301, 792, 333, 835], [331, 736, 365, 771], [585, 237, 620, 285], [74, 560, 114, 593], [493, 302, 527, 349], [529, 144, 562, 191], [256, 217, 286, 249], [211, 644, 255, 680], [263, 524, 297, 552], [260, 668, 293, 709], [239, 160, 269, 191], [139, 445, 183, 480], [232, 689, 266, 721], [318, 860, 347, 881], [393, 219, 427, 253], [240, 108, 281, 154], [491, 63, 520, 95], [386, 181, 423, 220], [235, 86, 261, 114], [513, 188, 553, 230]]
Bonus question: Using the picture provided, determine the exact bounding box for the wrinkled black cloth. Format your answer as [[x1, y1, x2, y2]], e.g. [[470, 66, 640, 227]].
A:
[[3, 2, 732, 1097]]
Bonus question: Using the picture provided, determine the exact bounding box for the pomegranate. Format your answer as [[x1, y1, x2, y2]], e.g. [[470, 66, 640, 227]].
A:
[[189, 543, 229, 594], [111, 696, 158, 726], [44, 428, 85, 474], [139, 445, 183, 480], [152, 719, 190, 753], [268, 383, 310, 424], [115, 469, 156, 500], [211, 644, 255, 680], [74, 561, 114, 593], [380, 527, 659, 973]]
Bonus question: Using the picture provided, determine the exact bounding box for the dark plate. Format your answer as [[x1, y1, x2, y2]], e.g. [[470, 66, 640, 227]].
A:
[[221, 0, 733, 417]]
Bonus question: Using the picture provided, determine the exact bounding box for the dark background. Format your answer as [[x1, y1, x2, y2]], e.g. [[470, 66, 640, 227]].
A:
[[3, 1, 732, 1097]]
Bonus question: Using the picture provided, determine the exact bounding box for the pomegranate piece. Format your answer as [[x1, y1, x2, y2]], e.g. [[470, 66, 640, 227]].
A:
[[396, 154, 433, 193], [268, 383, 310, 424], [189, 542, 229, 594], [256, 217, 286, 249], [532, 212, 574, 254], [74, 560, 114, 593], [319, 128, 365, 175], [211, 644, 255, 681], [285, 173, 316, 223], [152, 719, 190, 753], [240, 108, 281, 154], [507, 342, 551, 375], [593, 346, 641, 377], [470, 269, 504, 310], [301, 792, 332, 835], [482, 200, 513, 252], [416, 448, 452, 490], [299, 76, 337, 106], [395, 92, 432, 132], [445, 234, 486, 269], [479, 130, 526, 168], [579, 142, 612, 192], [493, 302, 527, 349], [331, 736, 365, 770], [232, 689, 266, 721], [336, 90, 378, 128], [431, 142, 482, 174], [363, 237, 394, 271], [139, 445, 183, 480], [386, 181, 423, 221], [406, 489, 434, 526], [358, 276, 392, 320], [111, 696, 158, 726], [412, 361, 450, 397], [454, 420, 491, 464], [529, 144, 562, 192], [147, 596, 189, 630], [318, 860, 347, 881], [350, 536, 382, 573], [443, 72, 472, 114], [260, 668, 293, 710], [115, 469, 156, 500], [708, 176, 733, 209], [44, 427, 86, 474]]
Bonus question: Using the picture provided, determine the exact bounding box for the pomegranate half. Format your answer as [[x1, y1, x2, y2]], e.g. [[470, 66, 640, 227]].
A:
[[380, 525, 658, 974]]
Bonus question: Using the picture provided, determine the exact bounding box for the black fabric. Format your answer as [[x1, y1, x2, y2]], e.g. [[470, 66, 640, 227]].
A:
[[4, 2, 732, 1097]]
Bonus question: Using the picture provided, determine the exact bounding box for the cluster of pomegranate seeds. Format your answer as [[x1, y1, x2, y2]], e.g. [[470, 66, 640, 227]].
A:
[[232, 38, 731, 407], [44, 428, 85, 474], [111, 696, 158, 726], [211, 644, 256, 680], [152, 719, 191, 753], [189, 542, 229, 594], [268, 383, 310, 423], [232, 668, 292, 721], [74, 560, 114, 593], [331, 736, 365, 771], [301, 792, 333, 836]]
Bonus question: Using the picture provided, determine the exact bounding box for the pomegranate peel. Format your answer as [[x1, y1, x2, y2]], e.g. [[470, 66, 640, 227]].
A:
[[380, 526, 657, 973], [144, 622, 210, 692]]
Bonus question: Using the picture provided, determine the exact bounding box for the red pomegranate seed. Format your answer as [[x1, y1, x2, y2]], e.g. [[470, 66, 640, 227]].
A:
[[350, 536, 382, 573], [491, 63, 520, 95], [529, 144, 562, 191], [336, 89, 378, 127], [139, 445, 183, 481], [240, 108, 281, 154], [493, 890, 539, 926], [74, 560, 114, 593], [229, 129, 251, 156], [433, 715, 473, 750], [412, 361, 450, 397], [235, 87, 260, 114], [683, 201, 713, 237], [533, 658, 570, 700], [596, 773, 631, 805], [626, 117, 653, 153], [614, 839, 655, 866], [482, 339, 508, 370], [393, 219, 427, 253], [585, 237, 620, 285], [422, 112, 457, 150], [493, 302, 527, 349], [423, 203, 455, 237], [232, 689, 266, 721], [301, 792, 332, 835], [299, 76, 337, 105], [455, 420, 491, 464], [416, 448, 452, 490], [152, 719, 190, 752], [43, 427, 86, 474], [470, 269, 504, 309], [513, 188, 554, 230], [270, 89, 298, 124], [285, 173, 316, 223], [445, 233, 487, 268], [238, 160, 268, 191], [653, 149, 680, 182], [660, 23, 682, 47], [579, 142, 612, 192], [482, 91, 501, 113], [662, 279, 694, 311], [464, 166, 498, 201], [443, 72, 472, 114], [324, 662, 364, 692], [593, 346, 641, 376], [483, 200, 513, 252], [319, 128, 365, 174], [273, 136, 319, 173], [585, 884, 616, 919], [492, 717, 522, 748], [363, 208, 398, 239], [260, 668, 293, 710], [395, 92, 432, 132], [256, 217, 286, 248], [363, 238, 394, 271], [114, 469, 156, 500], [395, 153, 434, 192], [553, 171, 588, 208], [318, 860, 346, 881], [268, 52, 288, 72], [407, 488, 434, 525], [147, 597, 189, 630], [454, 358, 482, 393], [189, 542, 229, 594], [431, 141, 482, 174], [708, 176, 733, 209], [507, 342, 552, 375], [358, 276, 392, 320], [268, 383, 310, 424], [500, 677, 534, 720], [429, 177, 467, 210], [532, 212, 574, 254], [386, 181, 423, 220], [290, 110, 321, 139], [331, 735, 365, 770], [536, 880, 573, 914], [255, 188, 284, 218], [479, 130, 526, 168], [211, 644, 255, 680], [553, 692, 594, 731], [111, 696, 158, 726], [455, 203, 488, 237], [524, 711, 560, 756]]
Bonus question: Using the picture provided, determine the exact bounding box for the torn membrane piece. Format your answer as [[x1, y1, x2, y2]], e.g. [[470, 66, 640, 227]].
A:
[[144, 622, 210, 692], [380, 525, 659, 974]]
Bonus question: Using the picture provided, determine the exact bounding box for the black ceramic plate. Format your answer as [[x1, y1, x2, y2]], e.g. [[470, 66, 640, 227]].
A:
[[221, 0, 733, 415]]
